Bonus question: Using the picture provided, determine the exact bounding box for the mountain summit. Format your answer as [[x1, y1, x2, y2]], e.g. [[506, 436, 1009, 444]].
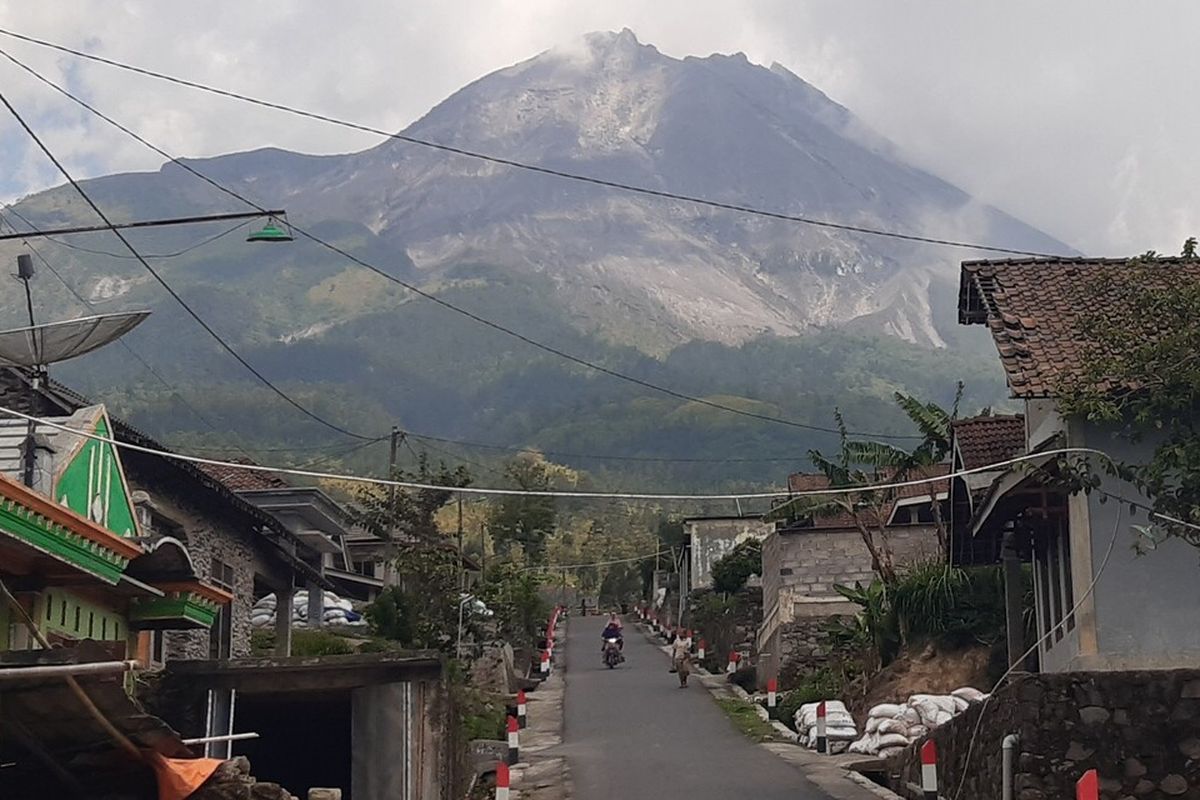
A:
[[12, 31, 1066, 353], [286, 28, 1065, 348]]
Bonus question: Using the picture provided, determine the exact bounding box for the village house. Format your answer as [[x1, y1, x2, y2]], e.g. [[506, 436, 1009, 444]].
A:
[[681, 514, 772, 593], [0, 368, 332, 667], [953, 257, 1200, 672], [756, 469, 947, 685]]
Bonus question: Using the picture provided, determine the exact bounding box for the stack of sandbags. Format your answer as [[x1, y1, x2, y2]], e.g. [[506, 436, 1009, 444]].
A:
[[250, 591, 366, 628], [794, 700, 859, 754], [848, 687, 987, 758]]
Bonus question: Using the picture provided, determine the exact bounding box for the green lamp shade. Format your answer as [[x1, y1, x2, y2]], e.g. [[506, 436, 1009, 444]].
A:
[[247, 220, 294, 243]]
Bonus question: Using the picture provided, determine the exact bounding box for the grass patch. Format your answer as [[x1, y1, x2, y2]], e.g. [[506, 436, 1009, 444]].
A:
[[715, 696, 778, 742]]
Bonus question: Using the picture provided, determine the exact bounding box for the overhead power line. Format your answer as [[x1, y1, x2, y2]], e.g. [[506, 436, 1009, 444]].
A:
[[0, 27, 1067, 260], [0, 87, 378, 443], [0, 207, 258, 458], [0, 48, 922, 442], [11, 404, 1190, 514]]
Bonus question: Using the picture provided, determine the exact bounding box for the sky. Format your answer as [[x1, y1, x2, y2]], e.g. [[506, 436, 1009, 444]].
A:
[[0, 1, 1196, 255]]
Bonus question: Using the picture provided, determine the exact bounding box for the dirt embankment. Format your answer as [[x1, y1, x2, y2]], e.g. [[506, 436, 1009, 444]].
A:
[[844, 642, 995, 724]]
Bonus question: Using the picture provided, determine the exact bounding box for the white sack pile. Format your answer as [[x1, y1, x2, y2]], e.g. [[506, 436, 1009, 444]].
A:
[[848, 687, 987, 758], [794, 700, 858, 754], [250, 590, 366, 628]]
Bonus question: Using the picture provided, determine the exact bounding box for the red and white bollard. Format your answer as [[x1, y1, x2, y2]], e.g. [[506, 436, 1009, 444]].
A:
[[495, 762, 510, 800], [920, 740, 938, 799], [516, 689, 527, 729], [1076, 769, 1098, 800], [506, 715, 520, 765], [539, 649, 551, 675], [726, 651, 740, 674], [696, 638, 706, 661], [767, 678, 778, 709], [816, 701, 828, 754]]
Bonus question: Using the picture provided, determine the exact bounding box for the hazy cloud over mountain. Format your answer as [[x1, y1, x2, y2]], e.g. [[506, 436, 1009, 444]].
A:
[[0, 1, 1196, 255]]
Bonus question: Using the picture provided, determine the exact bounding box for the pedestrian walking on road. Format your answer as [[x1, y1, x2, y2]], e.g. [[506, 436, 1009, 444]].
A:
[[671, 631, 692, 687]]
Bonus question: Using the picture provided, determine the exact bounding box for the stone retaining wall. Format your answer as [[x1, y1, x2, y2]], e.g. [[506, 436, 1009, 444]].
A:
[[891, 669, 1200, 800]]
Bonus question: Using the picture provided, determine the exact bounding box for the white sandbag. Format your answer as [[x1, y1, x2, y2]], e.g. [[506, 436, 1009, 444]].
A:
[[908, 700, 940, 725], [909, 725, 929, 739], [876, 732, 911, 750], [865, 717, 881, 734], [878, 746, 907, 759], [255, 593, 277, 611], [912, 694, 960, 714], [868, 703, 905, 718], [950, 695, 970, 713], [932, 710, 955, 727], [951, 687, 986, 703], [896, 707, 923, 725], [831, 740, 851, 755], [877, 719, 911, 736]]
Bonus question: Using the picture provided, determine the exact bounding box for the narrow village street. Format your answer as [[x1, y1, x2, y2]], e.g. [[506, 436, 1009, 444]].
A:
[[562, 616, 831, 800]]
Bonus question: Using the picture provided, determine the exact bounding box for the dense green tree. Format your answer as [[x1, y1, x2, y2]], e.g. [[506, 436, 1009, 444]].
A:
[[488, 454, 557, 562]]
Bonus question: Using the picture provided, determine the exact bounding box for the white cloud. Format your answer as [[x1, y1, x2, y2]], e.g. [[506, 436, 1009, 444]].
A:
[[0, 0, 1197, 253]]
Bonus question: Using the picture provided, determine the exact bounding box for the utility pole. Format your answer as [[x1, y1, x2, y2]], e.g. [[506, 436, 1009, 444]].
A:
[[457, 495, 465, 592], [387, 426, 401, 542], [480, 522, 487, 582]]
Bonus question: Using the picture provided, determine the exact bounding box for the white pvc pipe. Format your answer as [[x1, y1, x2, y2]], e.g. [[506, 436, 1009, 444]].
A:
[[1002, 733, 1020, 800], [0, 660, 137, 681], [183, 732, 260, 746]]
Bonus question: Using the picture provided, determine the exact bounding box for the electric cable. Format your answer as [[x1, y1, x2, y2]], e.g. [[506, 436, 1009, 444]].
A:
[[12, 404, 1198, 511], [0, 48, 924, 442], [3, 203, 250, 258], [522, 549, 666, 571], [0, 206, 260, 460], [0, 86, 378, 443], [0, 27, 1068, 259]]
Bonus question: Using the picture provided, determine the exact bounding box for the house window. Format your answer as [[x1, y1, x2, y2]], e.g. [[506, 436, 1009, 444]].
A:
[[59, 600, 67, 627], [101, 618, 108, 639], [74, 606, 81, 633], [88, 612, 95, 638], [1034, 516, 1075, 651], [151, 631, 165, 664], [352, 560, 376, 578], [210, 559, 235, 592], [209, 605, 233, 659], [45, 595, 53, 621]]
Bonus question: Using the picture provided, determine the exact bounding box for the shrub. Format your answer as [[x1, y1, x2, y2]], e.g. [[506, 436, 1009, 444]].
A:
[[711, 539, 762, 594], [291, 629, 355, 657]]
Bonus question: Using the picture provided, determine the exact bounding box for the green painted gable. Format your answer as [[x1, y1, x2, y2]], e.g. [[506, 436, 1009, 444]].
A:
[[55, 413, 139, 539]]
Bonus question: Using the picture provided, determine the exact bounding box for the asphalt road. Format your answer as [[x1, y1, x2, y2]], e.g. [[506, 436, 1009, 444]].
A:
[[562, 615, 829, 800]]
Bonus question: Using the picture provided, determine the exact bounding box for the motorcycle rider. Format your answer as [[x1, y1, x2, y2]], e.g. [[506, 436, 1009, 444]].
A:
[[601, 612, 624, 661]]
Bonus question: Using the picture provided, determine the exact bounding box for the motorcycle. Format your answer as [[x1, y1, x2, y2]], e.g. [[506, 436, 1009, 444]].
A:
[[603, 637, 622, 668]]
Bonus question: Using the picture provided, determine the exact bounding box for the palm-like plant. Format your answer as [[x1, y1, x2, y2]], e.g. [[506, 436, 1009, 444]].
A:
[[793, 385, 962, 582]]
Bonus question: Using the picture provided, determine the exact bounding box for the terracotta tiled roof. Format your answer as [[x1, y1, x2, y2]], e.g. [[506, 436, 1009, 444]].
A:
[[198, 458, 290, 492], [780, 465, 950, 530], [958, 257, 1200, 398], [951, 415, 1025, 471]]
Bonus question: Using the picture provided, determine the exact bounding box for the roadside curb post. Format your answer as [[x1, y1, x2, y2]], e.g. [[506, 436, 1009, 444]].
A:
[[539, 649, 551, 675], [1076, 769, 1098, 800], [816, 701, 828, 754], [516, 689, 527, 729], [767, 678, 778, 710], [920, 740, 938, 800], [726, 651, 740, 674], [696, 638, 706, 661], [495, 762, 510, 800], [506, 715, 520, 765]]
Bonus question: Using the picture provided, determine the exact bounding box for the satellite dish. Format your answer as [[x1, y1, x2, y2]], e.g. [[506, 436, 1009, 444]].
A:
[[0, 312, 151, 368]]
